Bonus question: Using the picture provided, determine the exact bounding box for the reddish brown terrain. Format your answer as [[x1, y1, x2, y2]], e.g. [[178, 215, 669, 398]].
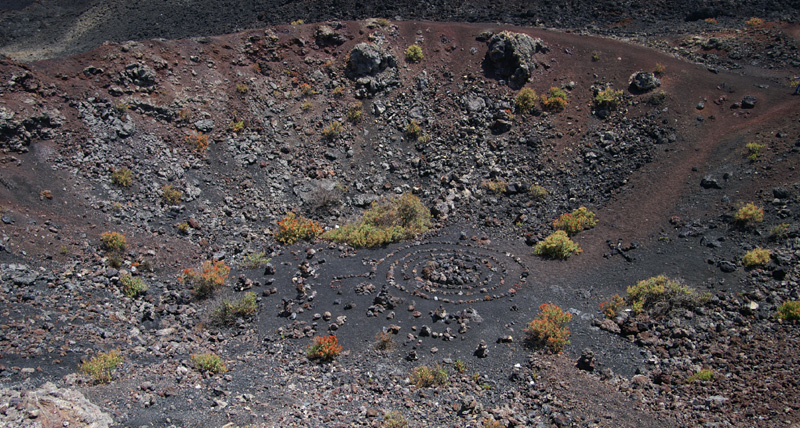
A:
[[0, 3, 799, 428]]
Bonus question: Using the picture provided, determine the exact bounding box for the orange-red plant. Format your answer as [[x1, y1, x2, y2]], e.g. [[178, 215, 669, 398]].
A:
[[185, 132, 209, 153], [307, 335, 342, 361], [599, 294, 625, 319], [276, 212, 323, 244], [180, 259, 230, 299], [525, 303, 572, 353], [552, 207, 597, 235]]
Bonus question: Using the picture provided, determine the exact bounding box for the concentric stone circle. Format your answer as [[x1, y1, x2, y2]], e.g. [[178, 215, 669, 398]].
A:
[[374, 241, 529, 304]]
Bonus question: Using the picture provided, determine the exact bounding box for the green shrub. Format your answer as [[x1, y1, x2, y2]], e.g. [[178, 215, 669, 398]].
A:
[[525, 303, 572, 353], [79, 349, 123, 384], [276, 212, 323, 244], [181, 260, 231, 299], [552, 206, 598, 235], [242, 251, 271, 269], [405, 44, 423, 62], [745, 142, 764, 161], [323, 193, 431, 248], [654, 63, 666, 76], [212, 292, 258, 325], [191, 352, 227, 374], [541, 87, 567, 112], [322, 120, 343, 140], [382, 410, 409, 428], [111, 168, 133, 187], [515, 88, 538, 113], [687, 369, 714, 383], [626, 275, 708, 315], [347, 102, 363, 123], [533, 230, 581, 259], [307, 335, 342, 361], [734, 203, 764, 224], [481, 179, 508, 194], [770, 223, 790, 240], [119, 274, 147, 298], [161, 184, 183, 204], [777, 301, 800, 321], [742, 248, 771, 267], [529, 184, 548, 199], [406, 120, 422, 138], [453, 360, 467, 373], [593, 87, 624, 110], [410, 365, 448, 388], [100, 232, 127, 253], [229, 119, 245, 133]]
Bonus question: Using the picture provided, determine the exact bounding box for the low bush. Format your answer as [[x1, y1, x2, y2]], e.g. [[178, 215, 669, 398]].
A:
[[742, 248, 771, 267], [235, 83, 248, 94], [307, 335, 342, 361], [382, 410, 408, 428], [745, 17, 764, 27], [515, 88, 538, 113], [541, 87, 567, 112], [627, 275, 708, 315], [533, 230, 581, 259], [481, 179, 508, 194], [242, 251, 270, 269], [552, 206, 597, 235], [745, 142, 764, 161], [185, 132, 209, 153], [111, 168, 133, 187], [405, 44, 424, 62], [101, 231, 126, 253], [276, 212, 323, 244], [529, 184, 548, 199], [770, 223, 790, 240], [599, 294, 625, 319], [119, 274, 147, 298], [347, 101, 363, 123], [777, 301, 800, 321], [453, 360, 467, 373], [229, 119, 245, 133], [406, 120, 422, 138], [734, 202, 764, 224], [181, 259, 230, 299], [161, 184, 183, 204], [212, 292, 258, 325], [410, 365, 448, 388], [322, 120, 343, 140], [525, 303, 572, 353], [323, 193, 431, 248], [299, 83, 314, 96], [654, 63, 666, 76], [191, 352, 227, 374], [593, 87, 624, 110], [687, 369, 714, 383], [374, 331, 395, 352], [79, 349, 123, 384]]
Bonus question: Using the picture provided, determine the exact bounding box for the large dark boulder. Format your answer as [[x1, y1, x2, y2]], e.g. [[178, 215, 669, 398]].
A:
[[629, 71, 661, 93], [346, 43, 399, 97], [347, 43, 396, 77], [483, 31, 548, 88], [315, 24, 345, 47]]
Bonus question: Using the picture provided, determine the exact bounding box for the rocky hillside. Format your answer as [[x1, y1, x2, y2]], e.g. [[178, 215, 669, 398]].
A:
[[0, 14, 799, 428]]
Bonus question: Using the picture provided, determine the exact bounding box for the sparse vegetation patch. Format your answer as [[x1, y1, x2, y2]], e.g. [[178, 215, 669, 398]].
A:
[[323, 193, 431, 248], [525, 303, 572, 353]]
